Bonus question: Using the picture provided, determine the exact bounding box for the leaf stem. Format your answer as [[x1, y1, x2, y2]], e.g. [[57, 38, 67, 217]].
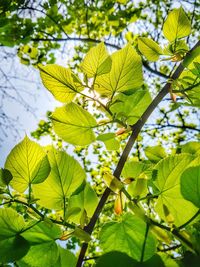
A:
[[140, 222, 150, 263]]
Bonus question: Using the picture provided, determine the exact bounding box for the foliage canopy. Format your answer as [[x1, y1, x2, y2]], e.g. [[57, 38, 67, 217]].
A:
[[0, 1, 200, 267]]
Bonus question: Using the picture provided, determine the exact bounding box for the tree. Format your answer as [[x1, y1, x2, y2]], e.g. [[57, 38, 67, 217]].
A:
[[0, 1, 200, 267]]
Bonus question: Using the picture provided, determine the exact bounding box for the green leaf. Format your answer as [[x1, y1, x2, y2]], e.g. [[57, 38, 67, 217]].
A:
[[19, 221, 62, 267], [180, 166, 200, 208], [81, 42, 112, 77], [163, 7, 191, 42], [54, 247, 77, 267], [21, 220, 62, 245], [110, 89, 151, 125], [97, 133, 120, 150], [39, 64, 83, 103], [20, 241, 59, 267], [158, 252, 180, 267], [51, 102, 97, 146], [145, 145, 167, 163], [95, 251, 138, 267], [96, 252, 166, 267], [163, 40, 189, 56], [0, 168, 12, 187], [99, 213, 156, 261], [122, 161, 152, 179], [94, 44, 143, 97], [0, 208, 30, 263], [153, 154, 198, 226], [181, 252, 200, 267], [5, 136, 50, 193], [138, 37, 162, 61], [181, 142, 200, 155], [178, 55, 200, 106], [32, 147, 86, 210], [68, 183, 98, 224], [73, 227, 91, 243]]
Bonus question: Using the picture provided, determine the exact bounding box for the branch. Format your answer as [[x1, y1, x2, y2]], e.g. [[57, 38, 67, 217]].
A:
[[76, 39, 200, 267], [7, 199, 75, 229], [145, 123, 200, 133]]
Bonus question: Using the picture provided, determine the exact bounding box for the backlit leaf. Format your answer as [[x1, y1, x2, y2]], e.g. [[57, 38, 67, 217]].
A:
[[81, 42, 112, 77], [138, 37, 162, 61], [5, 136, 50, 193], [145, 145, 167, 163], [54, 247, 77, 267], [99, 213, 156, 261], [110, 89, 151, 125], [39, 64, 83, 103], [33, 147, 86, 210], [181, 142, 200, 155], [163, 7, 191, 42], [153, 154, 198, 226], [68, 183, 98, 224], [180, 166, 200, 208], [97, 133, 120, 150], [20, 221, 62, 267], [51, 102, 97, 146], [0, 208, 30, 263], [94, 44, 143, 97]]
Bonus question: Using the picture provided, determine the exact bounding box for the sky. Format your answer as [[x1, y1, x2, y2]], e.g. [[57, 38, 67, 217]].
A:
[[0, 48, 57, 166]]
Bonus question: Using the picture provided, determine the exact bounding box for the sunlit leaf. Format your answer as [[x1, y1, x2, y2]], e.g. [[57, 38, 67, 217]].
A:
[[145, 145, 167, 163], [122, 161, 152, 179], [19, 221, 62, 267], [97, 133, 120, 150], [95, 251, 137, 267], [94, 44, 143, 97], [0, 208, 30, 263], [54, 247, 77, 267], [153, 154, 198, 226], [138, 37, 162, 61], [180, 166, 200, 208], [110, 89, 151, 125], [99, 213, 156, 261], [181, 142, 200, 155], [81, 42, 112, 77], [33, 147, 86, 210], [21, 220, 62, 244], [39, 64, 83, 103], [5, 136, 50, 193], [51, 102, 97, 146], [163, 7, 191, 42], [68, 183, 98, 224]]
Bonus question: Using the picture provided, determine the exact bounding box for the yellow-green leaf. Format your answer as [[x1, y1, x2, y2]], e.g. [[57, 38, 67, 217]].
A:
[[94, 44, 143, 97], [67, 183, 98, 224], [163, 7, 191, 42], [145, 145, 167, 163], [32, 147, 86, 210], [5, 136, 50, 193], [100, 213, 156, 261], [51, 102, 97, 146], [0, 208, 30, 263], [138, 37, 163, 61], [39, 64, 83, 103], [81, 42, 112, 77], [153, 154, 198, 226]]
